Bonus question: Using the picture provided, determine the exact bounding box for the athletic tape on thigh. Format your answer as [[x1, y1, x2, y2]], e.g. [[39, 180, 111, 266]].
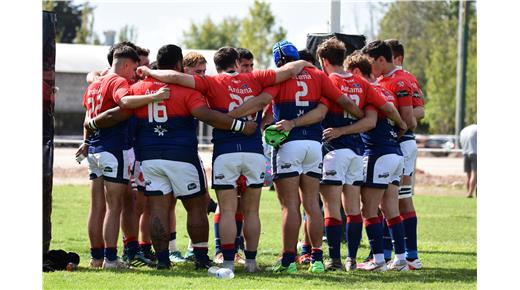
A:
[[398, 185, 413, 199]]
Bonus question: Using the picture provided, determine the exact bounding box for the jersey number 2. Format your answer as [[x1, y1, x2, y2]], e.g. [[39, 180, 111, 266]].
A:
[[295, 81, 309, 107], [344, 94, 360, 119]]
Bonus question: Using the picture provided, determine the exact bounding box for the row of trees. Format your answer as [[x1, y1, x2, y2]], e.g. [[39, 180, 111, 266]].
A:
[[377, 1, 477, 134], [43, 1, 138, 44], [182, 0, 286, 68]]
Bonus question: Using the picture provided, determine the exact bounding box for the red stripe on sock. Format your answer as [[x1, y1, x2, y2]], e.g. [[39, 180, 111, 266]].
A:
[[123, 236, 137, 245], [365, 217, 381, 227], [401, 211, 417, 220], [221, 243, 235, 250], [213, 213, 220, 223], [386, 216, 403, 227], [311, 248, 322, 253], [139, 242, 152, 246], [347, 214, 363, 224], [324, 217, 342, 226], [235, 213, 244, 221]]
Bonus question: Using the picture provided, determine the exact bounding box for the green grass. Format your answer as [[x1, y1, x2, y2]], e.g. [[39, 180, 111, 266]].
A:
[[44, 185, 476, 289]]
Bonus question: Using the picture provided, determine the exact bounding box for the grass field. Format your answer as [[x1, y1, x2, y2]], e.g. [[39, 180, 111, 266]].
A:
[[43, 185, 476, 289]]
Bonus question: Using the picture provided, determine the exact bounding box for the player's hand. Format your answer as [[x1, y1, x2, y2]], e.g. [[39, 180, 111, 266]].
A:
[[242, 121, 258, 135], [136, 66, 151, 78], [154, 86, 170, 101], [323, 127, 343, 142], [275, 119, 295, 132], [397, 121, 408, 138], [75, 143, 88, 164]]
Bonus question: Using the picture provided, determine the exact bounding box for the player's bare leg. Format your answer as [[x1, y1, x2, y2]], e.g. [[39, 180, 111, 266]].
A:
[[148, 194, 172, 269], [467, 170, 477, 198], [102, 181, 128, 268], [300, 174, 324, 270], [275, 176, 301, 269], [341, 184, 362, 270], [180, 193, 211, 269], [382, 184, 409, 271], [216, 188, 239, 270], [240, 187, 262, 272], [320, 184, 343, 270], [360, 187, 386, 270], [88, 177, 105, 267]]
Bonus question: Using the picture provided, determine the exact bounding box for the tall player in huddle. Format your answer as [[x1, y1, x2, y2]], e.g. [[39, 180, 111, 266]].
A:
[[315, 38, 407, 271], [228, 40, 363, 273], [384, 39, 424, 269], [137, 47, 313, 274], [341, 51, 406, 272], [79, 46, 170, 269]]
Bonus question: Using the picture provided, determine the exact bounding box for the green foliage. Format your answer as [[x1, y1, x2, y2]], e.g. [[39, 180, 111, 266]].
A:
[[378, 1, 477, 134], [118, 24, 138, 43], [44, 184, 476, 289], [43, 0, 98, 45], [182, 0, 286, 68]]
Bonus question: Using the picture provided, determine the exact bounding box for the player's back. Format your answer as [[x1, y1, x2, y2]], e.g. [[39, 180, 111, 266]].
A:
[[322, 72, 375, 154], [270, 67, 340, 143], [194, 70, 275, 156], [396, 68, 423, 107], [132, 77, 204, 161], [83, 73, 129, 151], [361, 84, 402, 156]]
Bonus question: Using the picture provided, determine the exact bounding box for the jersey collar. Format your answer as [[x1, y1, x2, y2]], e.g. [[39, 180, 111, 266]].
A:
[[383, 67, 400, 78], [223, 70, 239, 77], [330, 71, 353, 78]]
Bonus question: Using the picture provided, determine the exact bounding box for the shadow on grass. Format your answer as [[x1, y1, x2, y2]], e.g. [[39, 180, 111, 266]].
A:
[[75, 264, 476, 284], [421, 250, 476, 257]]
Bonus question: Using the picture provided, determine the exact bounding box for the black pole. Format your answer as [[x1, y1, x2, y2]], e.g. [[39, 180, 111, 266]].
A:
[[455, 0, 469, 136]]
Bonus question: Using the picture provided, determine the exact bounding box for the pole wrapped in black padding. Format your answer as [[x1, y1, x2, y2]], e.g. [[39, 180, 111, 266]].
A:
[[305, 33, 366, 67]]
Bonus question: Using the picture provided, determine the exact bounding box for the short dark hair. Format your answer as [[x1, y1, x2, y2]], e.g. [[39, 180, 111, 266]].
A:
[[214, 47, 239, 71], [298, 49, 316, 64], [316, 37, 346, 66], [107, 41, 137, 66], [156, 44, 183, 70], [149, 61, 158, 70], [345, 52, 372, 78], [113, 45, 140, 63], [236, 48, 254, 60], [384, 39, 404, 59], [362, 40, 393, 63], [136, 46, 150, 57]]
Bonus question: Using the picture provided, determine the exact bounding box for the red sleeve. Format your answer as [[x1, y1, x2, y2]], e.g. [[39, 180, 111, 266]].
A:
[[194, 75, 210, 95], [319, 97, 332, 109], [365, 82, 387, 108], [319, 71, 343, 102], [413, 96, 424, 107], [82, 89, 88, 108], [392, 80, 413, 108], [262, 85, 280, 100], [111, 77, 130, 103], [253, 69, 277, 87], [186, 90, 208, 111]]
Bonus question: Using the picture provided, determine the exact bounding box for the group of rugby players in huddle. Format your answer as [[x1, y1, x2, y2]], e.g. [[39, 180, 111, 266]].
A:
[[78, 36, 424, 275]]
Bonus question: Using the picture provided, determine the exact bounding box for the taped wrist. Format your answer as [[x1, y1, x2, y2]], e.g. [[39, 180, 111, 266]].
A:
[[231, 119, 245, 132], [88, 119, 98, 131]]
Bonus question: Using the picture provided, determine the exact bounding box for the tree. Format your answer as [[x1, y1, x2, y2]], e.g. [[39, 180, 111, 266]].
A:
[[182, 17, 240, 49], [181, 0, 286, 68], [118, 24, 138, 43], [377, 1, 477, 134], [238, 0, 287, 68], [43, 0, 98, 44]]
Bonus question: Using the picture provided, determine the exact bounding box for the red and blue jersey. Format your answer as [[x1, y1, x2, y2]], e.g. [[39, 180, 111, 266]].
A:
[[265, 67, 341, 143], [361, 84, 402, 156], [82, 73, 130, 152], [130, 76, 208, 162], [322, 72, 387, 155], [194, 70, 276, 156], [378, 68, 415, 142]]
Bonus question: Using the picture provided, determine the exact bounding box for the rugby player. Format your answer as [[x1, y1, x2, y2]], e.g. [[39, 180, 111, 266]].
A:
[[78, 45, 169, 269], [316, 39, 406, 271], [227, 40, 364, 274], [357, 41, 415, 271], [137, 46, 313, 274], [384, 39, 424, 269]]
